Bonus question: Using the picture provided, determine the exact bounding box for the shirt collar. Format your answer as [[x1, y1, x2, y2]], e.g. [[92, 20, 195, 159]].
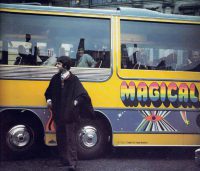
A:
[[61, 71, 70, 80]]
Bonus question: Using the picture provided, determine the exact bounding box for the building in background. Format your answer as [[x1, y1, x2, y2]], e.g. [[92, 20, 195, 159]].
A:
[[1, 0, 200, 16]]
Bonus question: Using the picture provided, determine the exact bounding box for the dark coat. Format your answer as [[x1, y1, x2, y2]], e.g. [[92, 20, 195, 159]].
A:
[[45, 72, 95, 123]]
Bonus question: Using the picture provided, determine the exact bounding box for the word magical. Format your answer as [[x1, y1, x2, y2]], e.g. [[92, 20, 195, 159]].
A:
[[120, 81, 200, 108]]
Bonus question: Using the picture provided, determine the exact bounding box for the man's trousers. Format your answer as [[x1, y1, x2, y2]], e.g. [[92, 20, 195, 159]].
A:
[[56, 122, 78, 166]]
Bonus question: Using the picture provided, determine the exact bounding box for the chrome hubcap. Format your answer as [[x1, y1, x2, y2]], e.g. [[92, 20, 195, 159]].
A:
[[79, 126, 97, 148], [7, 125, 32, 149]]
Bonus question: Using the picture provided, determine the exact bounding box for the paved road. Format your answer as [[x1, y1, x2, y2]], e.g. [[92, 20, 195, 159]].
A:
[[1, 147, 200, 171]]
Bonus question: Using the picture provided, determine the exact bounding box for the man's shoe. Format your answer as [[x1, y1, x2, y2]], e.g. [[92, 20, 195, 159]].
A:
[[68, 165, 76, 171]]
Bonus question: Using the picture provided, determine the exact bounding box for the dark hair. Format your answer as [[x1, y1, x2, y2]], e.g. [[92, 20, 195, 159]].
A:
[[57, 56, 71, 70]]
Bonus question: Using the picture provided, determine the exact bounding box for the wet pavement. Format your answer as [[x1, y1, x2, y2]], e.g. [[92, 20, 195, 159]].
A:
[[1, 146, 200, 171]]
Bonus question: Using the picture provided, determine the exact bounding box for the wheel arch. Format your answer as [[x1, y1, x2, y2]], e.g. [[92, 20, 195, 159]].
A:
[[0, 108, 45, 139], [0, 108, 45, 160], [77, 109, 113, 159], [94, 109, 113, 142]]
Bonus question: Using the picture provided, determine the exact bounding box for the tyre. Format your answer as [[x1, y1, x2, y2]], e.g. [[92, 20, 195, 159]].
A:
[[195, 148, 200, 166], [77, 119, 110, 159], [1, 118, 43, 160]]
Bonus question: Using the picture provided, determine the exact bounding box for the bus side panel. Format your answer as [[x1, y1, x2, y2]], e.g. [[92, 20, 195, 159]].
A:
[[99, 109, 200, 146]]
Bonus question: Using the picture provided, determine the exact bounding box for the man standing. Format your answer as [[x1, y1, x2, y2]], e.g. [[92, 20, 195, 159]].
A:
[[45, 56, 94, 171]]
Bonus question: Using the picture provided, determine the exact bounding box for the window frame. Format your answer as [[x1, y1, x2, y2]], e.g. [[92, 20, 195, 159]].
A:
[[118, 17, 200, 81]]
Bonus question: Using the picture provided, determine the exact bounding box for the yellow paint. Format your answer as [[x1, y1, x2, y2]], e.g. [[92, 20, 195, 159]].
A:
[[113, 134, 200, 146], [0, 80, 48, 106], [120, 16, 200, 24], [0, 8, 111, 19], [45, 133, 57, 146], [117, 69, 200, 81], [45, 133, 200, 146], [184, 134, 200, 145], [2, 78, 199, 109]]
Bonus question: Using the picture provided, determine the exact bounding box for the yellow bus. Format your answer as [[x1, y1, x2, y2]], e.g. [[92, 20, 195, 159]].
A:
[[0, 3, 200, 159]]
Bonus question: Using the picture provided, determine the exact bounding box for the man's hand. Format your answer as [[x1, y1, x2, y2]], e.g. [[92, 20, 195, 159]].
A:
[[74, 100, 78, 107], [47, 99, 52, 109]]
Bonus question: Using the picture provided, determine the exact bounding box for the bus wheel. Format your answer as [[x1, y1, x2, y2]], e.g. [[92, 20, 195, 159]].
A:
[[77, 119, 110, 159], [2, 119, 41, 160]]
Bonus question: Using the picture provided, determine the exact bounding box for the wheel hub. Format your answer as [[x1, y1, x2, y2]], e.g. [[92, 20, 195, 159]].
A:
[[7, 125, 31, 149], [79, 126, 97, 148]]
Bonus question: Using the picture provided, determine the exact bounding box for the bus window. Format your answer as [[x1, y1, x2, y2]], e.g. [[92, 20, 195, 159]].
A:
[[1, 12, 111, 68], [121, 20, 200, 72]]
